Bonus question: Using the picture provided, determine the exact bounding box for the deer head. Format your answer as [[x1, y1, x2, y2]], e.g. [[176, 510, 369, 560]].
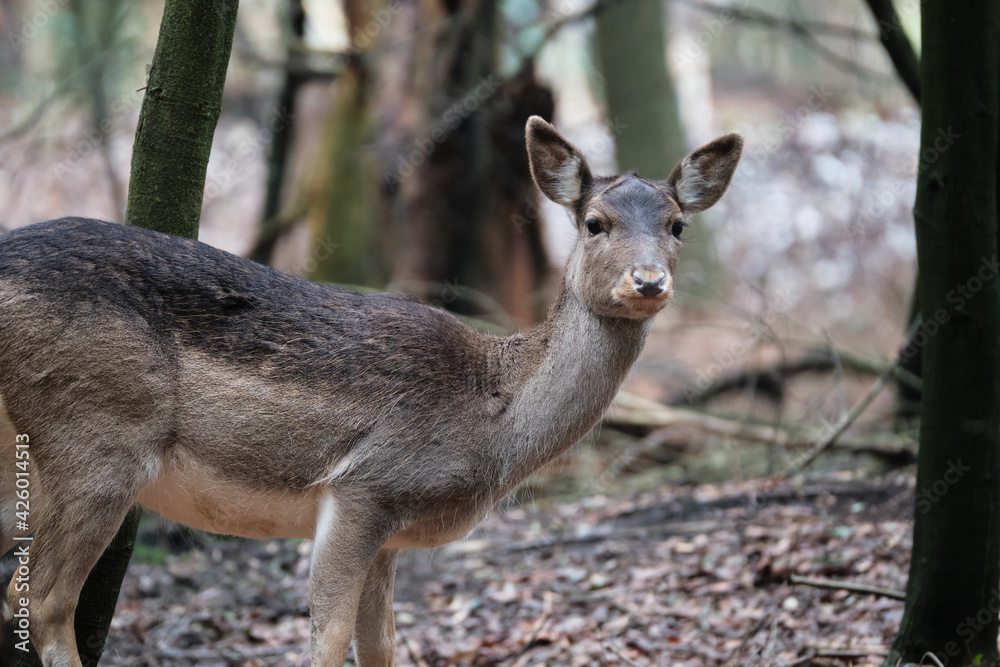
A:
[[526, 116, 743, 320]]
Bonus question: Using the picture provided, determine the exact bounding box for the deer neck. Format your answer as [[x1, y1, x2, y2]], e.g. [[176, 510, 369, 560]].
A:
[[498, 282, 652, 482]]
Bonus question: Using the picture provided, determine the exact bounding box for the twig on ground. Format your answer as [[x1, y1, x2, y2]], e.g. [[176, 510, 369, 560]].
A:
[[509, 592, 553, 666], [789, 574, 905, 600], [733, 608, 774, 663], [785, 651, 817, 666], [920, 652, 946, 667], [158, 646, 295, 660], [816, 647, 890, 658], [602, 639, 646, 667], [404, 636, 430, 667]]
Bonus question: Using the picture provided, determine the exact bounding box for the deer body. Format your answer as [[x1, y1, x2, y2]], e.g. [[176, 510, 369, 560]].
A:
[[0, 118, 741, 666]]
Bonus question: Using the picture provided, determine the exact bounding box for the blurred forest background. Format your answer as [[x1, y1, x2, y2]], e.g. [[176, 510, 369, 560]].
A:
[[0, 0, 930, 664]]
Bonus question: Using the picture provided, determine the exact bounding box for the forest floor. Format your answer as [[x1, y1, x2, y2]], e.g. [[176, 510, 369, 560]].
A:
[[100, 471, 915, 667]]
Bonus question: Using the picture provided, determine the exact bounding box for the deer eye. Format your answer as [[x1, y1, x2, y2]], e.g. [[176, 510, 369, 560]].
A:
[[671, 220, 686, 238], [585, 218, 604, 236]]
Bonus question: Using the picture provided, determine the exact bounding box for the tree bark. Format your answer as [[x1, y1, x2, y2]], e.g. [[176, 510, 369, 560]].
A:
[[125, 0, 240, 239], [885, 1, 1000, 664], [895, 279, 922, 422], [7, 2, 239, 665]]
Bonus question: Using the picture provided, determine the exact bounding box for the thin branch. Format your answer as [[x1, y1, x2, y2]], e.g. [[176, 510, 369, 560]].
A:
[[602, 640, 646, 667], [677, 0, 896, 85], [862, 0, 921, 102], [234, 44, 345, 81], [673, 347, 922, 407], [244, 197, 308, 260], [780, 321, 921, 477], [605, 392, 915, 467], [676, 0, 878, 42], [789, 574, 905, 600], [780, 364, 894, 475]]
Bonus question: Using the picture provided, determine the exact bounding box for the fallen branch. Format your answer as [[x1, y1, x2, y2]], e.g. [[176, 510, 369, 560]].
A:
[[607, 392, 915, 462], [673, 346, 922, 407], [788, 574, 905, 600], [404, 636, 431, 667]]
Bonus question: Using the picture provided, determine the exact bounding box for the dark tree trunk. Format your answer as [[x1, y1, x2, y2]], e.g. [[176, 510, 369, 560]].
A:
[[252, 0, 306, 265], [885, 1, 1000, 664], [895, 279, 922, 423], [6, 2, 239, 665], [861, 0, 922, 422], [397, 0, 553, 325]]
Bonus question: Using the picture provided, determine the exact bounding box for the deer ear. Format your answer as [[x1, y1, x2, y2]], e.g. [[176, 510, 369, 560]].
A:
[[667, 131, 743, 214], [526, 116, 592, 207]]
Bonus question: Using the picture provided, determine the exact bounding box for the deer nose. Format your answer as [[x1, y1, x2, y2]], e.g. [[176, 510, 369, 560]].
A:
[[631, 271, 667, 297]]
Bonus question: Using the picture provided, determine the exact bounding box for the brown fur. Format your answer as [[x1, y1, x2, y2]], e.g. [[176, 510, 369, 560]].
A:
[[0, 116, 741, 666]]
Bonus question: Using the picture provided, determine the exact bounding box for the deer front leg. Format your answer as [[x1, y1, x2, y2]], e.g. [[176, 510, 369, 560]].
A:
[[353, 549, 398, 666], [309, 495, 394, 666]]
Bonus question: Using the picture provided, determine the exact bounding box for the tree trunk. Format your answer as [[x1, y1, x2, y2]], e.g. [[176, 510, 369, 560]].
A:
[[7, 2, 239, 665], [593, 0, 713, 295], [303, 0, 388, 287], [252, 0, 306, 265], [395, 0, 552, 325], [593, 0, 686, 177], [68, 0, 128, 219], [861, 0, 922, 422], [306, 55, 386, 286], [885, 2, 1000, 664], [895, 278, 922, 423], [125, 0, 240, 239], [303, 0, 552, 325]]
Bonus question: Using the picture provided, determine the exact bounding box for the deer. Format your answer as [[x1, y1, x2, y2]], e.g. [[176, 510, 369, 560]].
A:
[[0, 116, 742, 666]]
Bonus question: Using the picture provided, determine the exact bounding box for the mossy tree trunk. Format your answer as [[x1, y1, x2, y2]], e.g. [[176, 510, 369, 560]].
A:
[[884, 1, 1000, 664], [593, 0, 685, 176], [303, 0, 387, 287], [8, 2, 239, 665], [125, 0, 240, 239]]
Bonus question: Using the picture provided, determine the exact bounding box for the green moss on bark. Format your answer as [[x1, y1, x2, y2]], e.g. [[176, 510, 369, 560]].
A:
[[126, 0, 240, 239]]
